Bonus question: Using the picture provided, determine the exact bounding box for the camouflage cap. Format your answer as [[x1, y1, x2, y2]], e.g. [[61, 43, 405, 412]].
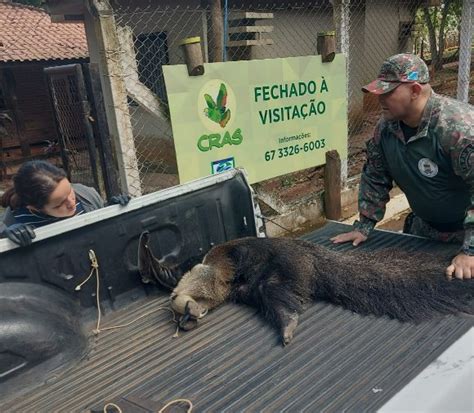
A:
[[362, 53, 430, 95]]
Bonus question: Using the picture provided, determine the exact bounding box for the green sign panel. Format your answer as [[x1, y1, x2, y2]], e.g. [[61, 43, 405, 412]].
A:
[[163, 55, 348, 184]]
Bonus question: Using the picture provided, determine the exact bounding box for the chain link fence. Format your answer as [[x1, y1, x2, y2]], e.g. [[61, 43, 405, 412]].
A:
[[110, 0, 472, 196]]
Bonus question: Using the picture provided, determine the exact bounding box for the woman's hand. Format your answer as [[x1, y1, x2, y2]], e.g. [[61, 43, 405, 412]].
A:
[[5, 223, 36, 246]]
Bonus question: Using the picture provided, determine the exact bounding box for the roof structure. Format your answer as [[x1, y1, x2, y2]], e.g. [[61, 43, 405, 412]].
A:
[[0, 1, 88, 63]]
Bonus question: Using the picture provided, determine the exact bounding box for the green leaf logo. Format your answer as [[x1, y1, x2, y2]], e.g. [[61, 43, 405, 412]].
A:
[[204, 83, 231, 128]]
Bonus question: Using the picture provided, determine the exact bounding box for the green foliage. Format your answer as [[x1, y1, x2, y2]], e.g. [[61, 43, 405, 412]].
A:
[[414, 0, 463, 68]]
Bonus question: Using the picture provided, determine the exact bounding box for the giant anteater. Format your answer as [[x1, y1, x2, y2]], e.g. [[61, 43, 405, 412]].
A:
[[170, 237, 474, 346]]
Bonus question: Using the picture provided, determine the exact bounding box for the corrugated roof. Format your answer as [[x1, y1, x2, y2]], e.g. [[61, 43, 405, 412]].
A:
[[0, 2, 88, 63], [2, 222, 472, 412]]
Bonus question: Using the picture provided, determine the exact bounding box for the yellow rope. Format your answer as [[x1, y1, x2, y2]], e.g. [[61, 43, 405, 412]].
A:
[[103, 402, 123, 413], [74, 251, 192, 413], [158, 399, 193, 413], [75, 250, 101, 333], [75, 249, 180, 335], [99, 307, 177, 332], [103, 399, 193, 413]]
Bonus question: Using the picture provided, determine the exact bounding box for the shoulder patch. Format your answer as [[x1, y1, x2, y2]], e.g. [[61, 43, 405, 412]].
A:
[[459, 142, 474, 172]]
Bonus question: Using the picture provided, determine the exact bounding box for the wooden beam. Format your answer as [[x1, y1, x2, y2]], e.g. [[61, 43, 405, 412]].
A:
[[83, 63, 121, 199], [3, 69, 31, 157], [227, 39, 274, 47], [324, 150, 342, 220], [116, 26, 169, 120], [87, 0, 142, 196], [209, 0, 224, 62], [50, 14, 85, 23], [227, 26, 274, 34], [229, 12, 274, 20]]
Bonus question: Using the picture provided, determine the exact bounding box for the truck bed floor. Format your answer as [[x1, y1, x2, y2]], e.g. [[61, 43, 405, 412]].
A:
[[3, 223, 472, 412]]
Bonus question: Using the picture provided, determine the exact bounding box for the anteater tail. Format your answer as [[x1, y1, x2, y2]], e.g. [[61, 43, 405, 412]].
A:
[[310, 247, 474, 322]]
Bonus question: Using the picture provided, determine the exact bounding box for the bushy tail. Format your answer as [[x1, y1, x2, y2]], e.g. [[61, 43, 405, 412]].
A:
[[311, 247, 474, 322]]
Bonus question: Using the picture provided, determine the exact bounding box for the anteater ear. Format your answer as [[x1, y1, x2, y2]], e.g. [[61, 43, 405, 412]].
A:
[[170, 292, 177, 301]]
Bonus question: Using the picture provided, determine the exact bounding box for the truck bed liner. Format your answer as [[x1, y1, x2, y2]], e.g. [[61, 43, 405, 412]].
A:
[[3, 222, 472, 412]]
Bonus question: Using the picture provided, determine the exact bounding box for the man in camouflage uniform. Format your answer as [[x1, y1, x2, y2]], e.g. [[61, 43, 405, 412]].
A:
[[331, 53, 473, 280]]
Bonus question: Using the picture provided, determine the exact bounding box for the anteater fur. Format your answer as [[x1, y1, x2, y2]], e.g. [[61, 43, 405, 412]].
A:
[[170, 237, 474, 345]]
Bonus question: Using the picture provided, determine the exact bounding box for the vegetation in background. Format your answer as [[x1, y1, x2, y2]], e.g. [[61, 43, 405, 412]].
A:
[[415, 0, 464, 69]]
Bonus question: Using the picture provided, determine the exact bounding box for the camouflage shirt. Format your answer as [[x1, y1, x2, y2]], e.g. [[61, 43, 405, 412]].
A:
[[354, 92, 474, 255]]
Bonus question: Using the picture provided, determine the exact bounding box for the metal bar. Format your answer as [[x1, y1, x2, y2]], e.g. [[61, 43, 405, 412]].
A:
[[457, 0, 473, 103]]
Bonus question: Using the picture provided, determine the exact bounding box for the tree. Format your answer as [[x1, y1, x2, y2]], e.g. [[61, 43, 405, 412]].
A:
[[421, 0, 461, 70]]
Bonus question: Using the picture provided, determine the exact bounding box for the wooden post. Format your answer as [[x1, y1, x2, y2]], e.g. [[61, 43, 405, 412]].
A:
[[0, 113, 12, 181], [3, 69, 31, 157], [180, 37, 205, 76], [317, 31, 336, 63], [209, 0, 224, 62], [86, 0, 142, 197], [83, 63, 121, 199], [324, 150, 342, 220]]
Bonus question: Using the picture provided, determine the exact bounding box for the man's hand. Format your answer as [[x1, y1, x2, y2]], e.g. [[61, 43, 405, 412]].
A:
[[446, 253, 474, 280], [330, 231, 368, 246], [5, 223, 36, 246]]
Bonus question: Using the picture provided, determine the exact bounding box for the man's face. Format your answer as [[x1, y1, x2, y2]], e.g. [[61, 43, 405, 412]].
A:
[[378, 83, 414, 121]]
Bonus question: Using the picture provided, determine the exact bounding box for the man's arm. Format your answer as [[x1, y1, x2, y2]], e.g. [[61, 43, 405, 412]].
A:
[[353, 131, 394, 236], [332, 123, 393, 245], [451, 139, 474, 257], [446, 131, 474, 279]]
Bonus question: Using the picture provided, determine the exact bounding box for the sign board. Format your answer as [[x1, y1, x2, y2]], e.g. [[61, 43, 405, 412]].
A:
[[163, 55, 348, 183]]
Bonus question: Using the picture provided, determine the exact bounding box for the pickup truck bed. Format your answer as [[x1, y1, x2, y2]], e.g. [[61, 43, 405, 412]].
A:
[[2, 222, 471, 412]]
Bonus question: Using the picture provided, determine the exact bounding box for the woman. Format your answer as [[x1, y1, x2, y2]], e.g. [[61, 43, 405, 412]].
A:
[[0, 160, 129, 246]]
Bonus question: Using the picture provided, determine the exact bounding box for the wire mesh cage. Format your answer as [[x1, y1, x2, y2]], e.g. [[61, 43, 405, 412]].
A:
[[107, 0, 471, 195]]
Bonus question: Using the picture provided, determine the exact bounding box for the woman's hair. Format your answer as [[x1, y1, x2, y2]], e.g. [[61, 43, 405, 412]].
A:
[[1, 160, 67, 210]]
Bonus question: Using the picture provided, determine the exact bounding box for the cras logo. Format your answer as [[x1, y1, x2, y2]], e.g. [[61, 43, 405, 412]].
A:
[[198, 79, 236, 131], [204, 83, 231, 128], [197, 79, 242, 152]]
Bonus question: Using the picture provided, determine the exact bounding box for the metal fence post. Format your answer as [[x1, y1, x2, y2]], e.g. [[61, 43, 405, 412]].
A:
[[457, 0, 473, 103], [333, 0, 350, 186]]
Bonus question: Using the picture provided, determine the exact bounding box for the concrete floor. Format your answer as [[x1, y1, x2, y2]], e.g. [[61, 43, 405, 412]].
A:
[[343, 192, 411, 233]]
